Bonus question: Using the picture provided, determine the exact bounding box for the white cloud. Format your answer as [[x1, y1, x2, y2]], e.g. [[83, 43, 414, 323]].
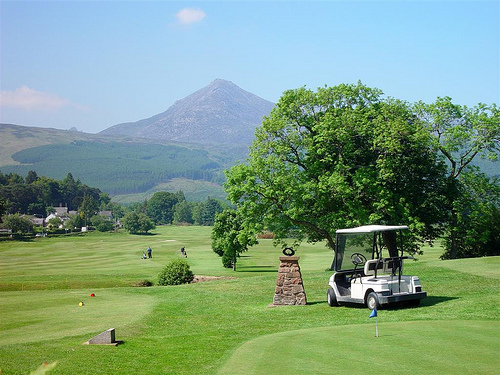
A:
[[175, 7, 206, 25], [0, 86, 81, 111]]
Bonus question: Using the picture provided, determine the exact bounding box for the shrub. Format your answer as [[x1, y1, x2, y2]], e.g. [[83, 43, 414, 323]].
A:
[[2, 214, 33, 234], [90, 215, 114, 232], [157, 259, 194, 286], [122, 212, 155, 234]]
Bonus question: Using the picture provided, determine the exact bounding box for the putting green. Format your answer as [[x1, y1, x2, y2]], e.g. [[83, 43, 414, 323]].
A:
[[218, 320, 499, 375], [0, 288, 157, 346]]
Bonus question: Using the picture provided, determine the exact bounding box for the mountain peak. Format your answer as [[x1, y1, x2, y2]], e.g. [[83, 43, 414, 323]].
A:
[[211, 78, 233, 85], [100, 80, 275, 145]]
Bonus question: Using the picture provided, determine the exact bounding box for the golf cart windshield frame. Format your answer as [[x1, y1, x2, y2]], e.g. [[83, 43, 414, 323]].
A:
[[333, 225, 408, 272]]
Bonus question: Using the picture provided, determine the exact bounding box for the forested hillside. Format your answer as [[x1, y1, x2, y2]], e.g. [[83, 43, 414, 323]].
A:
[[0, 141, 226, 195], [0, 124, 101, 166]]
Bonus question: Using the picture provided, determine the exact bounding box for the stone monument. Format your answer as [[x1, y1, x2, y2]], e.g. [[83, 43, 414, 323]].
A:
[[272, 250, 307, 305]]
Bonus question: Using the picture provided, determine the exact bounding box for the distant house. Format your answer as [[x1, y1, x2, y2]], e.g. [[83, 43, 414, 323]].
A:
[[25, 214, 44, 227], [0, 228, 12, 237], [53, 206, 69, 217], [31, 217, 45, 227], [45, 213, 58, 222], [98, 211, 113, 221], [46, 206, 71, 228]]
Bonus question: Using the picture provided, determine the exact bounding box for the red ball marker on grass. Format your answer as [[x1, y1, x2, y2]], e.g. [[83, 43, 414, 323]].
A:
[[90, 293, 95, 297]]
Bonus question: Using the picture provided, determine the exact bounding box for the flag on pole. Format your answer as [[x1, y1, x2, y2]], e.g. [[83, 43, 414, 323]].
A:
[[369, 309, 379, 337]]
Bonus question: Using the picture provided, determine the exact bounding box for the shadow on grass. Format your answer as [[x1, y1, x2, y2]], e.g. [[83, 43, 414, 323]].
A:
[[306, 295, 458, 309], [0, 236, 35, 242], [237, 266, 277, 273], [421, 295, 458, 307]]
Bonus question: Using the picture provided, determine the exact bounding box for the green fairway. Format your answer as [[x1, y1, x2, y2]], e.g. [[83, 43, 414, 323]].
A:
[[431, 256, 500, 279], [0, 226, 499, 374], [0, 288, 157, 346]]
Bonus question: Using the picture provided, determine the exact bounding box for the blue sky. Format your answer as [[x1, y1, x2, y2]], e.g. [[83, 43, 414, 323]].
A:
[[1, 0, 498, 134]]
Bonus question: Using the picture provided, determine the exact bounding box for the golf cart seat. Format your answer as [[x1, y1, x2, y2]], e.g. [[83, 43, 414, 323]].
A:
[[364, 259, 384, 276], [364, 258, 402, 276]]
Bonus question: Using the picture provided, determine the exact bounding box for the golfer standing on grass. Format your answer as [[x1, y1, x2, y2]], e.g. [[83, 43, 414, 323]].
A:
[[147, 246, 152, 258]]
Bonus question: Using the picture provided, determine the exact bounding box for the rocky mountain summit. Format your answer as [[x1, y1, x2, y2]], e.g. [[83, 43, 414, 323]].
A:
[[99, 79, 275, 145]]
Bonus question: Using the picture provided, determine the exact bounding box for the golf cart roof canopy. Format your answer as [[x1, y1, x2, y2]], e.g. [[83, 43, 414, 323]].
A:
[[336, 225, 408, 234]]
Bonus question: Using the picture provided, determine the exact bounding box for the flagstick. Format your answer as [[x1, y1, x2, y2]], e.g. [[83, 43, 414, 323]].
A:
[[375, 316, 379, 337]]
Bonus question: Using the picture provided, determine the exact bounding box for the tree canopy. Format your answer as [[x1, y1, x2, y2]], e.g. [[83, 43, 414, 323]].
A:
[[146, 191, 185, 225], [225, 82, 451, 263], [415, 98, 500, 258], [211, 209, 257, 270], [2, 213, 33, 234], [0, 171, 104, 216], [122, 211, 155, 234]]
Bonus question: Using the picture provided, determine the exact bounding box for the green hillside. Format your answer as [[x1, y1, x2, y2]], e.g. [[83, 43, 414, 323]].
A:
[[0, 124, 249, 201], [0, 124, 101, 166], [111, 178, 227, 203], [0, 141, 224, 195], [1, 124, 494, 204]]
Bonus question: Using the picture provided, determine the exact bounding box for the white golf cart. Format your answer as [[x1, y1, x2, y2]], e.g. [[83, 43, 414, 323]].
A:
[[327, 225, 426, 309]]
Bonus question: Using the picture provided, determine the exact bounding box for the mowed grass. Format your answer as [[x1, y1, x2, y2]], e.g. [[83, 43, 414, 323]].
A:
[[218, 320, 499, 375], [0, 226, 499, 374]]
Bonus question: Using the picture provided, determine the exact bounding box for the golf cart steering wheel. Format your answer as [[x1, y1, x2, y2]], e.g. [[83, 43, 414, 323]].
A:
[[351, 253, 367, 266]]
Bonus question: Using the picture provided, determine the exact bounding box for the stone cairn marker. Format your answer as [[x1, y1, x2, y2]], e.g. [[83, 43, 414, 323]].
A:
[[272, 250, 307, 305]]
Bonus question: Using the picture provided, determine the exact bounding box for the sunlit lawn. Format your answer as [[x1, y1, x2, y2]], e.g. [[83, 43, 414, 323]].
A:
[[0, 226, 498, 374]]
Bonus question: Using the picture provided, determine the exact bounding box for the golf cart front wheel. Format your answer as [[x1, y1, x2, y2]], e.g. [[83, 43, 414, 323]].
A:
[[366, 292, 380, 310], [327, 288, 338, 307]]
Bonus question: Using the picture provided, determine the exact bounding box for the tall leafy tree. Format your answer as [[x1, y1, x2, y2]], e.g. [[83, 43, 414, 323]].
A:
[[2, 213, 33, 234], [25, 170, 39, 184], [225, 82, 450, 266], [173, 200, 194, 224], [122, 211, 155, 234], [415, 98, 500, 258], [101, 201, 125, 221], [194, 197, 226, 226], [79, 195, 99, 227], [0, 198, 6, 223], [211, 209, 257, 270], [31, 176, 62, 214], [90, 214, 115, 232], [441, 171, 500, 259], [128, 200, 148, 214], [146, 191, 184, 224], [0, 171, 110, 219], [60, 173, 78, 209]]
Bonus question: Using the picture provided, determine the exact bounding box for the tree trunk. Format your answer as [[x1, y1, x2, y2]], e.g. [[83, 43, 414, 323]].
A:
[[447, 177, 460, 259], [449, 207, 458, 259], [382, 231, 399, 258], [327, 235, 337, 271]]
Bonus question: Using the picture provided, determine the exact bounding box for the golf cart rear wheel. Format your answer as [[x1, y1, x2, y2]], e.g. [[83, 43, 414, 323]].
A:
[[327, 288, 338, 307], [366, 292, 380, 310]]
